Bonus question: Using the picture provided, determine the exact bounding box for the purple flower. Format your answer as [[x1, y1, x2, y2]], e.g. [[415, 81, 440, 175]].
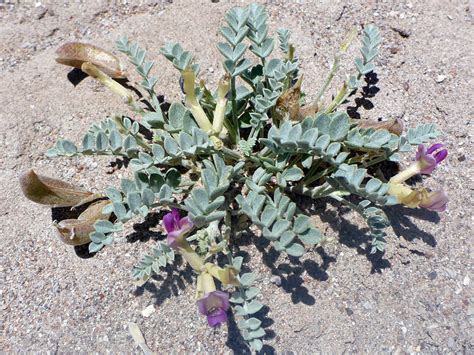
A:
[[419, 190, 448, 212], [162, 208, 194, 248], [197, 290, 230, 327], [416, 143, 448, 175]]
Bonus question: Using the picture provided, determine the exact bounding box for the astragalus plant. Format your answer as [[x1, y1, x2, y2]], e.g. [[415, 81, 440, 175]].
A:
[[20, 3, 448, 351]]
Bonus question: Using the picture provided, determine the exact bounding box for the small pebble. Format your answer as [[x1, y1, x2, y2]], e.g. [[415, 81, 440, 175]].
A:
[[391, 27, 411, 38], [141, 304, 155, 317], [463, 275, 470, 286], [428, 271, 437, 280], [270, 275, 282, 286], [362, 301, 373, 310], [436, 75, 447, 83], [447, 337, 455, 349]]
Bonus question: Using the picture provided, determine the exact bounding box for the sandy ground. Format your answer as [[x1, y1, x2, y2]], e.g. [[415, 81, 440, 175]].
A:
[[1, 0, 473, 353]]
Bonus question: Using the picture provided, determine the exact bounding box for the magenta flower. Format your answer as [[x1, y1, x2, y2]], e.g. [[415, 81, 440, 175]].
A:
[[197, 290, 230, 327], [162, 208, 194, 248], [416, 143, 448, 175], [419, 190, 448, 212]]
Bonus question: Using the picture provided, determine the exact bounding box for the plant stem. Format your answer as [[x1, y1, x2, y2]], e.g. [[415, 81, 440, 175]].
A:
[[314, 56, 340, 105], [221, 146, 243, 161], [315, 27, 357, 108], [304, 166, 337, 186], [230, 76, 240, 141], [329, 192, 361, 212], [288, 183, 335, 199]]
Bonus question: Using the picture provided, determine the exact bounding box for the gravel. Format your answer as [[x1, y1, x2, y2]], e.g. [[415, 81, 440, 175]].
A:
[[1, 0, 473, 353]]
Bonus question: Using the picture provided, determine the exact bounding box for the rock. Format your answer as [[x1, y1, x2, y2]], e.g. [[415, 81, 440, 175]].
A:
[[447, 337, 455, 349], [436, 75, 447, 83], [362, 301, 373, 310], [463, 275, 470, 286], [401, 326, 407, 336], [35, 7, 49, 20], [141, 304, 155, 317], [270, 275, 282, 286], [391, 27, 411, 38], [428, 271, 438, 280]]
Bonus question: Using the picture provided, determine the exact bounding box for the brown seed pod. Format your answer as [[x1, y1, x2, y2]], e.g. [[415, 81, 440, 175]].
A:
[[19, 169, 101, 208], [275, 75, 319, 121], [55, 42, 126, 78], [275, 75, 303, 121], [52, 200, 112, 246], [356, 117, 404, 136]]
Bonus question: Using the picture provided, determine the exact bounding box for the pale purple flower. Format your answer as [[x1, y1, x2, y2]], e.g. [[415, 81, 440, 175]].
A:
[[162, 208, 193, 248], [416, 143, 448, 175], [197, 290, 230, 327], [419, 190, 448, 212]]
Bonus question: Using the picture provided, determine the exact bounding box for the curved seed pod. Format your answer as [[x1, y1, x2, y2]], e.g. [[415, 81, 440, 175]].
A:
[[53, 219, 96, 246], [275, 75, 303, 121], [298, 103, 319, 120], [77, 199, 111, 221], [52, 200, 112, 246], [19, 169, 101, 207], [356, 117, 404, 136], [56, 42, 126, 78]]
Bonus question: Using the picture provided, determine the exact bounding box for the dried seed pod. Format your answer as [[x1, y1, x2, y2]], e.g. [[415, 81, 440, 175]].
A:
[[53, 219, 96, 246], [52, 200, 112, 246], [56, 42, 126, 78], [19, 169, 100, 208], [275, 75, 303, 121], [356, 117, 404, 136], [274, 76, 319, 121], [298, 103, 319, 120]]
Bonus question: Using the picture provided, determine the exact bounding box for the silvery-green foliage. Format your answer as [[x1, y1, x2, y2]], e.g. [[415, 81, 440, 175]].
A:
[[328, 164, 397, 206], [277, 28, 290, 54], [348, 24, 381, 91], [89, 220, 123, 253], [116, 36, 163, 113], [43, 4, 446, 351], [218, 6, 252, 77], [246, 3, 274, 60], [184, 155, 244, 227], [132, 241, 175, 282], [237, 188, 322, 257], [47, 116, 147, 158], [159, 42, 200, 74], [229, 257, 265, 352]]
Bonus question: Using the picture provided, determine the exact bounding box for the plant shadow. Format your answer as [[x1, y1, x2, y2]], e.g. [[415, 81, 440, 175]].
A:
[[255, 237, 335, 305], [297, 194, 439, 273], [133, 259, 194, 307], [346, 72, 380, 120], [226, 304, 276, 354], [383, 204, 440, 247]]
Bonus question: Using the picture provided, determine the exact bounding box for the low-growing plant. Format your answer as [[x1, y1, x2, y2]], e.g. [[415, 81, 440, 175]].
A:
[[20, 3, 448, 351]]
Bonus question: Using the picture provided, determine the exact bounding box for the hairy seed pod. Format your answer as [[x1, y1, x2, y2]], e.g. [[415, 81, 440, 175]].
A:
[[56, 42, 126, 78], [53, 219, 96, 246], [19, 169, 101, 208], [52, 200, 112, 246], [356, 117, 404, 136], [275, 75, 303, 121]]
